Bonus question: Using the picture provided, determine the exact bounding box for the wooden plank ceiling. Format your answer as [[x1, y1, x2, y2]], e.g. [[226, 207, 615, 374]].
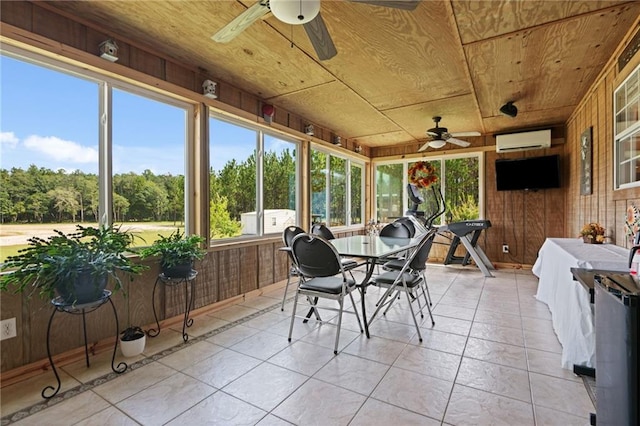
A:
[[47, 0, 640, 150]]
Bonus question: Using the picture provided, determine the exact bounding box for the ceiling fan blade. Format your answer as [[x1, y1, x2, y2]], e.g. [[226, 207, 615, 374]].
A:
[[451, 131, 481, 137], [418, 141, 431, 152], [303, 12, 337, 60], [447, 137, 471, 147], [426, 131, 439, 137], [212, 1, 270, 43], [349, 0, 420, 11]]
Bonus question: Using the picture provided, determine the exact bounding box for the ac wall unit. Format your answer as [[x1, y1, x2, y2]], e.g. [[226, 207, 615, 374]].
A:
[[495, 129, 551, 153]]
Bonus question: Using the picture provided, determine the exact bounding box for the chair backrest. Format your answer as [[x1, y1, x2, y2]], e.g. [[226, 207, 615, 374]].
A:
[[408, 228, 437, 272], [283, 225, 305, 248], [379, 221, 412, 238], [311, 223, 336, 240], [393, 217, 416, 237], [290, 233, 343, 278]]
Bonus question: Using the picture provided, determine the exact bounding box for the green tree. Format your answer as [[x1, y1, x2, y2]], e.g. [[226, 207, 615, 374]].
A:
[[25, 192, 48, 223], [210, 194, 241, 238], [47, 188, 80, 222], [113, 193, 130, 222]]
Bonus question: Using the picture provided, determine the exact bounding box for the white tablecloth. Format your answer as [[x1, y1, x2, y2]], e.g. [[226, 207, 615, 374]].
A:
[[532, 238, 629, 369]]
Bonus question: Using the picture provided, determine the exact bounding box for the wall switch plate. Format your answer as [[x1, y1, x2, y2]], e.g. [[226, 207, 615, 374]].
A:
[[502, 244, 509, 253], [1, 318, 17, 340]]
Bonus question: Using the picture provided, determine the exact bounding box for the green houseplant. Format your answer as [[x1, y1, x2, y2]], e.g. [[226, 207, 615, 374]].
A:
[[138, 230, 206, 278], [0, 225, 147, 304]]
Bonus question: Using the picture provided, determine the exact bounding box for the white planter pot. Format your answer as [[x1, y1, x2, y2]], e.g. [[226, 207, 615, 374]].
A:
[[119, 334, 146, 357]]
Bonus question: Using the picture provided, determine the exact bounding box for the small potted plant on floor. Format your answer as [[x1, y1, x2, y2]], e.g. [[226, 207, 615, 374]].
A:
[[119, 325, 146, 357], [138, 230, 206, 278], [0, 225, 148, 304]]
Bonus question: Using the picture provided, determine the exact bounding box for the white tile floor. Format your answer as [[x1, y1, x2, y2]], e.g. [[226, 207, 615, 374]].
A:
[[1, 265, 595, 425]]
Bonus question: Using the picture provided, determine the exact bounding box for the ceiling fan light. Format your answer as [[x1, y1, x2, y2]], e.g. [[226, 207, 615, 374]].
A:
[[270, 0, 320, 25], [429, 139, 446, 149]]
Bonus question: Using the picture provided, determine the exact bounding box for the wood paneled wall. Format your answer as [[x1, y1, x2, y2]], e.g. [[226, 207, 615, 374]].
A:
[[0, 239, 293, 373], [566, 22, 640, 249]]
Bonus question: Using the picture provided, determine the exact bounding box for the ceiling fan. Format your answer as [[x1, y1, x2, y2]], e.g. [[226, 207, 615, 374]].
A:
[[212, 0, 420, 61], [418, 116, 480, 151]]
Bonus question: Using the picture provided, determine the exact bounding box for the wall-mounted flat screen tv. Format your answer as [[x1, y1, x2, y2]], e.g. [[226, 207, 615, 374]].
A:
[[495, 154, 561, 191]]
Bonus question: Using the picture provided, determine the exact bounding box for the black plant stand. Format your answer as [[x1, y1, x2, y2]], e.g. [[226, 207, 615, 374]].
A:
[[43, 290, 127, 399], [147, 270, 197, 342]]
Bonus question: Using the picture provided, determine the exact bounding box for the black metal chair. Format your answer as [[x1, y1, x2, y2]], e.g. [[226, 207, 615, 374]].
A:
[[288, 233, 363, 354], [369, 228, 438, 342], [311, 223, 336, 240], [374, 221, 413, 272], [280, 225, 306, 311], [311, 223, 361, 273]]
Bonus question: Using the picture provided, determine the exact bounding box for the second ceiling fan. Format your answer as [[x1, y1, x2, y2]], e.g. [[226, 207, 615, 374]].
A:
[[418, 116, 480, 151], [212, 0, 420, 61]]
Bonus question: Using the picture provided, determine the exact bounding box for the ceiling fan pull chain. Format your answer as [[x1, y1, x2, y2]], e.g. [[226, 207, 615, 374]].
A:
[[298, 0, 303, 21]]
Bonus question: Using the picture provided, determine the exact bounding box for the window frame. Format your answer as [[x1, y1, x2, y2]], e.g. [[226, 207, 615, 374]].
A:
[[614, 63, 640, 190], [373, 151, 485, 224], [208, 112, 302, 242], [310, 143, 366, 229], [1, 45, 197, 233]]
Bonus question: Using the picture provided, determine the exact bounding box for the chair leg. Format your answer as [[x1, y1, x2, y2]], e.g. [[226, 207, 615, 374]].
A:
[[334, 298, 344, 355], [412, 287, 425, 319], [281, 269, 293, 311], [348, 291, 364, 333], [382, 290, 400, 315], [369, 284, 397, 325], [421, 279, 435, 326], [404, 287, 423, 342], [421, 271, 433, 306], [288, 289, 301, 342]]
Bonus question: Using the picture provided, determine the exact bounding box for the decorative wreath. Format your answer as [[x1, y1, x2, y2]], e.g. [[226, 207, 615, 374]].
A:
[[408, 161, 438, 188]]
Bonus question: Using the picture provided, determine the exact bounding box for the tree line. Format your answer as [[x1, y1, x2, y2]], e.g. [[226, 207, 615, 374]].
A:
[[1, 149, 297, 238]]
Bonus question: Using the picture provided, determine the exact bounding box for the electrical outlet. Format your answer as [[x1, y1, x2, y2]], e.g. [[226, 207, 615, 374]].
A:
[[0, 318, 16, 340], [502, 244, 509, 253]]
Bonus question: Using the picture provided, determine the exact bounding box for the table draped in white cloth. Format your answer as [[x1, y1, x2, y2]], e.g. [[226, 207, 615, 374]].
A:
[[532, 238, 629, 369]]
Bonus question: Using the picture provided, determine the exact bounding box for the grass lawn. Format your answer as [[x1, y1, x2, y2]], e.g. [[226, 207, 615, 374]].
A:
[[0, 222, 185, 263]]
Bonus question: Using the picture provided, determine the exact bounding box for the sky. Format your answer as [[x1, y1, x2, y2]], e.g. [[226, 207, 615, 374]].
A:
[[0, 54, 294, 176]]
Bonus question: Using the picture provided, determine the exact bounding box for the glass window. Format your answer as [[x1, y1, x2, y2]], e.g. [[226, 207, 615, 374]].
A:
[[615, 64, 640, 189], [310, 148, 363, 227], [444, 157, 480, 223], [375, 163, 404, 222], [350, 163, 363, 225], [209, 117, 257, 238], [0, 54, 99, 262], [376, 155, 481, 225], [209, 116, 299, 239], [329, 156, 347, 226], [112, 88, 188, 244], [311, 150, 328, 225], [264, 134, 297, 234]]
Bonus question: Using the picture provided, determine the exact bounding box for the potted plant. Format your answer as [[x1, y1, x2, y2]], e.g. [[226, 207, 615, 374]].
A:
[[119, 325, 146, 357], [0, 225, 148, 304], [580, 222, 605, 244], [138, 230, 206, 278]]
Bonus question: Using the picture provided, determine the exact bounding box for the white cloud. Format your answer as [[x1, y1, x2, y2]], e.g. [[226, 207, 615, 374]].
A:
[[0, 132, 19, 148], [23, 135, 98, 163]]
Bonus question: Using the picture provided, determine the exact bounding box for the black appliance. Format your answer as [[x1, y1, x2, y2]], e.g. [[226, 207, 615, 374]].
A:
[[595, 273, 640, 425]]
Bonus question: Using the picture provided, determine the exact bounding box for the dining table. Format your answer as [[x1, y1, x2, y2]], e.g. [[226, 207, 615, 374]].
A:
[[328, 234, 424, 338]]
